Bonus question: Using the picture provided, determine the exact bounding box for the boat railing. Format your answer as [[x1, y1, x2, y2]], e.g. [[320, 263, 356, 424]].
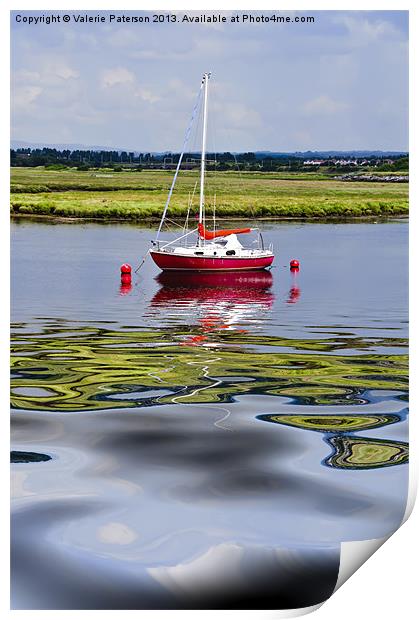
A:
[[152, 245, 274, 256], [153, 227, 199, 251], [152, 240, 196, 252], [152, 234, 273, 254], [155, 244, 174, 253]]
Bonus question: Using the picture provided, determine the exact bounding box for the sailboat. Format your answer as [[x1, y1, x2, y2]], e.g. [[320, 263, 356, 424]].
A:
[[149, 73, 274, 272]]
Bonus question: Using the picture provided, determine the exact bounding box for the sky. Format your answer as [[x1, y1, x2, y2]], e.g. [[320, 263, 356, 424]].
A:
[[10, 10, 408, 152]]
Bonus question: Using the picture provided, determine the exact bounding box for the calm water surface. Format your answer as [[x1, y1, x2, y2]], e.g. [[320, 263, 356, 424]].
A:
[[10, 219, 408, 609]]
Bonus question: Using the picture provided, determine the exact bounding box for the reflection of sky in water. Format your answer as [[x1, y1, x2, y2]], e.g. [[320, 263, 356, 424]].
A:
[[10, 220, 408, 610], [11, 397, 408, 545]]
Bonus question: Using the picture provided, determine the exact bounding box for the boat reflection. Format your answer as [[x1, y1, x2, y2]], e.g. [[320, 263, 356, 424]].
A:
[[149, 271, 274, 344]]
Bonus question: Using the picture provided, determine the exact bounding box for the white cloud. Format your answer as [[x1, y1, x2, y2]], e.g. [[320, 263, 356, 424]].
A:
[[13, 70, 41, 83], [100, 67, 161, 104], [102, 67, 135, 88], [39, 60, 79, 83], [335, 14, 404, 47], [54, 65, 79, 80], [106, 28, 139, 48], [10, 11, 408, 150], [167, 78, 196, 101], [134, 88, 161, 104], [13, 85, 42, 108], [13, 61, 79, 87], [221, 102, 262, 129], [301, 95, 350, 116]]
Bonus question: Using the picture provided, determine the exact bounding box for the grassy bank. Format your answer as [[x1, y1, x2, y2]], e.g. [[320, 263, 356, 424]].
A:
[[10, 167, 409, 220]]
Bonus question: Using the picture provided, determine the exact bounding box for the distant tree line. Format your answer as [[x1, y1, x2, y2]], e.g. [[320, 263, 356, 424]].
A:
[[10, 148, 408, 173]]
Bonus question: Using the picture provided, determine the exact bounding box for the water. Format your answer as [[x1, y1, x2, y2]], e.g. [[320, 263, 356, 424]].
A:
[[10, 218, 408, 610]]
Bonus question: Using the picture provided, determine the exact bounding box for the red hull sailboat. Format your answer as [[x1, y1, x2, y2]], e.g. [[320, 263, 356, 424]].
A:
[[149, 73, 274, 273], [150, 250, 274, 272]]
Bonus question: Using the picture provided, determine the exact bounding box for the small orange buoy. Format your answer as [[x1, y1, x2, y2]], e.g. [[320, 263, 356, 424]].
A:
[[290, 259, 300, 270], [120, 263, 132, 275]]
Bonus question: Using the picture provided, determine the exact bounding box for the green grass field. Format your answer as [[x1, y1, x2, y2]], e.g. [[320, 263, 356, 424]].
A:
[[10, 167, 409, 220]]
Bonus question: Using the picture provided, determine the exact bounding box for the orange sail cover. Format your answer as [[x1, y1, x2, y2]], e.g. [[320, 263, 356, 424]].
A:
[[198, 223, 252, 240]]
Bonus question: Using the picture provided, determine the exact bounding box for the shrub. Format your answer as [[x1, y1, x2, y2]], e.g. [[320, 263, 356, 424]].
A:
[[45, 164, 68, 171]]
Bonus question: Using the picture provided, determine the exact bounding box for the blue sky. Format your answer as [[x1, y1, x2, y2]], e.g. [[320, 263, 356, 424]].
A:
[[11, 10, 408, 151]]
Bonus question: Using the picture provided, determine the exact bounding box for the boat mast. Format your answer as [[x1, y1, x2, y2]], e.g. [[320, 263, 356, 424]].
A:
[[199, 72, 211, 245]]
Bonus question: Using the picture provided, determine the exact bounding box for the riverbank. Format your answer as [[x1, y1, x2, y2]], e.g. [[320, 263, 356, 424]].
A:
[[11, 168, 409, 220]]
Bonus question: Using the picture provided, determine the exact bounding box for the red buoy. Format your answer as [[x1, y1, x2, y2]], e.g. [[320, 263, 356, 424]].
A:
[[290, 259, 300, 270], [120, 263, 132, 275]]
